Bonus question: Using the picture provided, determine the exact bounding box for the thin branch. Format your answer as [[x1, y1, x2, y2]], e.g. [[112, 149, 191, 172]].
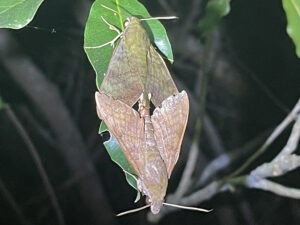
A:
[[0, 177, 32, 225], [5, 107, 65, 225], [247, 177, 300, 199], [251, 154, 300, 179], [198, 129, 270, 186], [276, 113, 300, 157], [175, 142, 199, 197], [250, 114, 300, 179], [225, 98, 300, 179]]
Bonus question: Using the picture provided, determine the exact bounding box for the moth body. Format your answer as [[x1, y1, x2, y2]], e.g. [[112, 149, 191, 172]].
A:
[[138, 92, 168, 214]]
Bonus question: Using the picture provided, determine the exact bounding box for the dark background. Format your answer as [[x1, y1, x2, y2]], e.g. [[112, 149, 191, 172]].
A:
[[0, 0, 299, 224]]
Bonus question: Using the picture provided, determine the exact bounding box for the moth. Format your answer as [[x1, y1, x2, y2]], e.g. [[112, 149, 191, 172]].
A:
[[89, 10, 210, 215], [96, 90, 189, 214], [93, 16, 179, 108]]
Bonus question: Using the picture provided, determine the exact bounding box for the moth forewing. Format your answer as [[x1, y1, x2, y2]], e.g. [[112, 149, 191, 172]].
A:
[[151, 91, 189, 177], [95, 92, 144, 176], [146, 45, 178, 107], [98, 16, 178, 108], [95, 91, 169, 214]]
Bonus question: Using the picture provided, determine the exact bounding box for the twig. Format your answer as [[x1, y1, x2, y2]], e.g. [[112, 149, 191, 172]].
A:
[[251, 154, 300, 179], [276, 113, 300, 157], [225, 98, 300, 179], [198, 129, 270, 185], [175, 142, 199, 197], [247, 177, 300, 199], [234, 112, 300, 199], [0, 177, 32, 225], [5, 107, 65, 225], [250, 114, 300, 179]]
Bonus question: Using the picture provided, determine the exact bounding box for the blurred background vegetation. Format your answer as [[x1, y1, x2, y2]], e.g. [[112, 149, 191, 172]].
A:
[[0, 0, 299, 225]]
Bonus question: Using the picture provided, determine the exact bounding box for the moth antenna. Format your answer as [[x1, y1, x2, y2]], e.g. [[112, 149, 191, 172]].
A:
[[140, 16, 178, 21], [116, 204, 150, 216], [163, 202, 213, 213], [100, 4, 120, 16]]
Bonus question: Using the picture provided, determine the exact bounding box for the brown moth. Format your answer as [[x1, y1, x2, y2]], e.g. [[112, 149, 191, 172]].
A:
[[95, 90, 189, 214], [90, 11, 210, 215], [98, 16, 178, 108]]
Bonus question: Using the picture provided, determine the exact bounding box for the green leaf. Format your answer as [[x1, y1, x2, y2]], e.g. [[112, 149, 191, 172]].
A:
[[103, 130, 138, 190], [0, 0, 44, 29], [99, 121, 108, 133], [84, 0, 174, 89], [199, 0, 231, 33], [99, 121, 139, 190], [282, 0, 300, 58]]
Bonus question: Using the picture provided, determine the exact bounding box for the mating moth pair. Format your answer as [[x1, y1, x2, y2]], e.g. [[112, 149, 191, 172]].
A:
[[86, 8, 209, 215]]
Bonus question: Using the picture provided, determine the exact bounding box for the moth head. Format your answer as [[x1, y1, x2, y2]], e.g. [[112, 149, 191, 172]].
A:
[[124, 16, 140, 28]]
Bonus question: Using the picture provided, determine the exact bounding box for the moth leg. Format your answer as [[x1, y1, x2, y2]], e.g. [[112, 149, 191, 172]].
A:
[[101, 16, 121, 36], [84, 16, 122, 49]]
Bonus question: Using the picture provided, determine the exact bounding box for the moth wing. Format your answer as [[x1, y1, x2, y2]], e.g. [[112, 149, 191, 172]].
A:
[[99, 38, 144, 107], [151, 91, 189, 177], [146, 45, 178, 107], [95, 92, 145, 176]]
